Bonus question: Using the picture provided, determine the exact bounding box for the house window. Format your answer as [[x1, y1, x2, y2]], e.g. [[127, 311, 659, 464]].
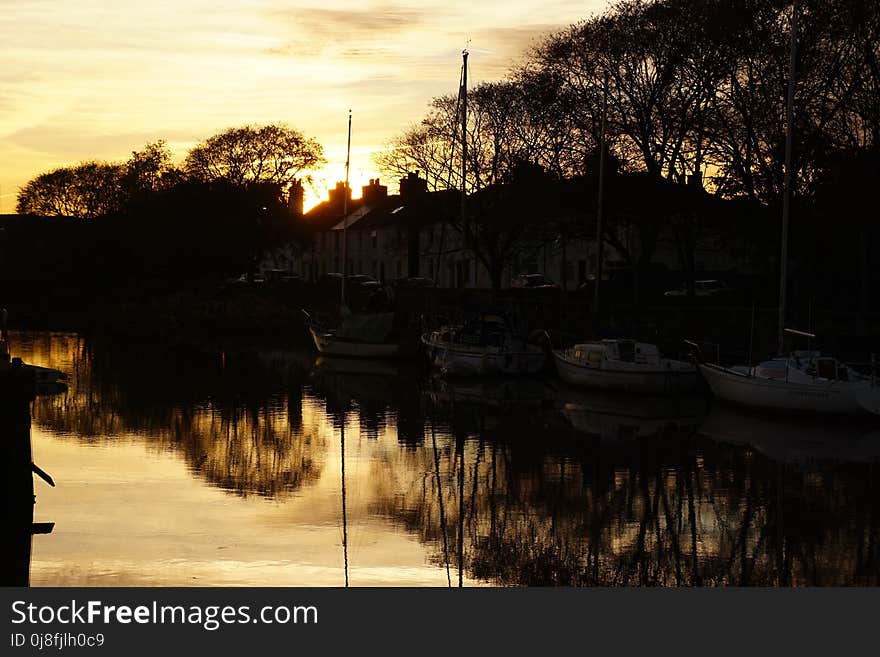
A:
[[371, 231, 378, 249], [334, 231, 340, 251]]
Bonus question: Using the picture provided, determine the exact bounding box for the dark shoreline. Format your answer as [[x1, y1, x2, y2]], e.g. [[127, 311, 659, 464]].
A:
[[6, 281, 880, 365]]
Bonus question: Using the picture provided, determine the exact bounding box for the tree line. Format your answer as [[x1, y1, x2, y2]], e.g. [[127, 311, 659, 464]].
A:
[[378, 0, 878, 205], [376, 0, 879, 307], [3, 125, 325, 302], [16, 124, 324, 219]]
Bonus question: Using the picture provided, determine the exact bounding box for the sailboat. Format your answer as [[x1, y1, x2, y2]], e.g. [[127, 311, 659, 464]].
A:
[[304, 112, 416, 358], [696, 0, 880, 417], [421, 50, 547, 377], [548, 62, 696, 394], [553, 339, 696, 394], [306, 309, 414, 358], [422, 314, 547, 376]]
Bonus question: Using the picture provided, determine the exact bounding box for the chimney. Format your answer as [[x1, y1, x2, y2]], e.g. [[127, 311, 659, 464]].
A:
[[399, 171, 427, 201], [361, 178, 388, 205], [328, 181, 352, 208], [288, 179, 304, 217]]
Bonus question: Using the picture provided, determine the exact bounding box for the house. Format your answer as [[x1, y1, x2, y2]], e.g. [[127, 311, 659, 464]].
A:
[[261, 172, 601, 289], [261, 171, 767, 291]]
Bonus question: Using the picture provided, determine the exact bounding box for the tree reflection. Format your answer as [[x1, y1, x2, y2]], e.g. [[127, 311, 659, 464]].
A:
[[12, 332, 880, 586], [371, 400, 880, 586], [23, 334, 325, 498]]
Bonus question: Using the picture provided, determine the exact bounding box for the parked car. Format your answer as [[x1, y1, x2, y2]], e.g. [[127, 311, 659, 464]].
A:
[[510, 273, 560, 290], [264, 269, 304, 287], [664, 279, 734, 297], [345, 274, 382, 291], [392, 276, 436, 289]]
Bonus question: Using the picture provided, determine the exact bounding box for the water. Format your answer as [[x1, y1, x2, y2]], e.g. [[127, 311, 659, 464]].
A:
[[10, 331, 880, 586]]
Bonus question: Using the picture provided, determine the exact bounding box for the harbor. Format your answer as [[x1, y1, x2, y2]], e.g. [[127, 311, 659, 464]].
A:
[[11, 329, 880, 587], [2, 0, 879, 595]]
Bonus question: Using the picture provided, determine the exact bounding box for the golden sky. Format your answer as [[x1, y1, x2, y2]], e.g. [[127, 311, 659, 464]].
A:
[[0, 1, 605, 211]]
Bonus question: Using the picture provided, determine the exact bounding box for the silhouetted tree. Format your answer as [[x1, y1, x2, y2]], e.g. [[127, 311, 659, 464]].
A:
[[16, 161, 125, 218], [183, 123, 324, 188], [376, 81, 543, 194], [119, 140, 180, 202]]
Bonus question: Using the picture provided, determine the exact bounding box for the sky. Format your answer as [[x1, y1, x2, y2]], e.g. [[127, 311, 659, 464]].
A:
[[0, 1, 606, 211]]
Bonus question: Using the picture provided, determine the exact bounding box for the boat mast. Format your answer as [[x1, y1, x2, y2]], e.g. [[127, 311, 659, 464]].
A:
[[341, 109, 352, 307], [592, 72, 608, 335], [460, 49, 469, 261], [777, 0, 798, 355]]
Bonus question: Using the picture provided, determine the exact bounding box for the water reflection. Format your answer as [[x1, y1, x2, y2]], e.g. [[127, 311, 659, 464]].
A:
[[699, 402, 880, 464], [29, 335, 325, 498], [12, 331, 880, 586]]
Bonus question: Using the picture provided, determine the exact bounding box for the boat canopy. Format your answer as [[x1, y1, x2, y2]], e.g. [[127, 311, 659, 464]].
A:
[[753, 351, 866, 383], [571, 340, 661, 365], [335, 312, 395, 342]]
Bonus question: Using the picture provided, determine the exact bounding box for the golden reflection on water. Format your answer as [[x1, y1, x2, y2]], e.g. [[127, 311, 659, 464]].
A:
[[10, 331, 880, 587], [18, 332, 471, 586]]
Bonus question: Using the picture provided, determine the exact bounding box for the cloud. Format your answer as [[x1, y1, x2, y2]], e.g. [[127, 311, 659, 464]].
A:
[[262, 2, 434, 58], [270, 3, 428, 39], [5, 121, 195, 162]]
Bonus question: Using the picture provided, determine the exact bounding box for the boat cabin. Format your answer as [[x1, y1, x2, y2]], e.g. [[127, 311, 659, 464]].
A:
[[451, 315, 515, 347], [570, 340, 661, 367], [754, 350, 858, 382]]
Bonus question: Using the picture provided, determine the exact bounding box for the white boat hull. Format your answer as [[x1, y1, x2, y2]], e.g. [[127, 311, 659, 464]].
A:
[[698, 363, 880, 416], [422, 337, 546, 376], [310, 327, 403, 358], [553, 350, 697, 395]]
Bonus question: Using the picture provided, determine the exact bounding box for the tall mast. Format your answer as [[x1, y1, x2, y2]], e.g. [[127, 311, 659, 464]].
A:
[[592, 73, 608, 335], [777, 0, 798, 355], [341, 109, 352, 307], [460, 50, 469, 248]]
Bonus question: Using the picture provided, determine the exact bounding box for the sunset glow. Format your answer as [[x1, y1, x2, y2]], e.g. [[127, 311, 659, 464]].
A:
[[0, 1, 605, 211]]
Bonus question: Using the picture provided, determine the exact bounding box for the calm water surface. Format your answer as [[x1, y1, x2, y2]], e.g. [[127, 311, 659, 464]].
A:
[[12, 331, 880, 586]]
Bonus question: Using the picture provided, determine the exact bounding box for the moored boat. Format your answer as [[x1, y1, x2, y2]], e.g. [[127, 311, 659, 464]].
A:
[[552, 339, 696, 395], [421, 314, 547, 376], [691, 6, 880, 419], [697, 351, 880, 417], [305, 310, 415, 358]]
